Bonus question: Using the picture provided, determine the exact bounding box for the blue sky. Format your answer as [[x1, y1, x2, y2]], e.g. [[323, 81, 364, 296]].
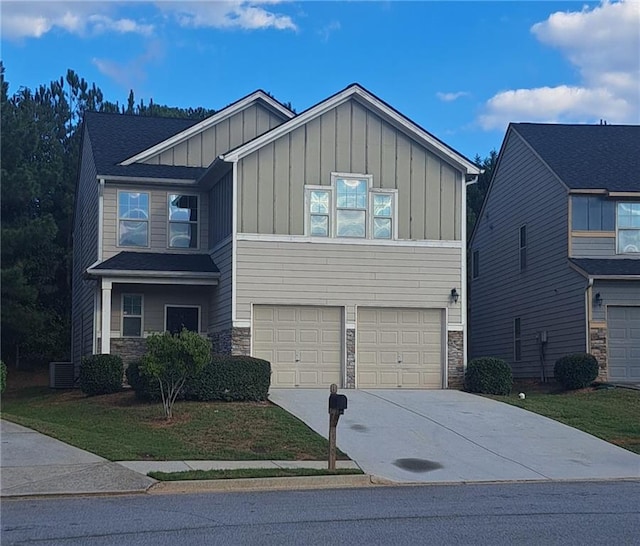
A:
[[2, 1, 639, 160]]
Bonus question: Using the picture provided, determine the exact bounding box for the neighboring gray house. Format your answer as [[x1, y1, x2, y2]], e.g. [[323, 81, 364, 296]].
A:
[[72, 84, 480, 389], [469, 123, 640, 383]]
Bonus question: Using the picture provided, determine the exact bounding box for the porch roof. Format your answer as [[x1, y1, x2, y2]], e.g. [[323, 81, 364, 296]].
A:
[[570, 258, 640, 277], [89, 251, 220, 276]]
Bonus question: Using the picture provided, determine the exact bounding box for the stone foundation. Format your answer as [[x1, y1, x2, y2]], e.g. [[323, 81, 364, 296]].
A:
[[345, 328, 356, 389], [110, 338, 147, 367], [210, 327, 251, 356], [589, 326, 608, 379], [447, 330, 464, 389]]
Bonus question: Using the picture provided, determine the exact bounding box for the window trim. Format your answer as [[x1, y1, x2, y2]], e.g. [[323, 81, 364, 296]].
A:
[[616, 202, 640, 254], [164, 304, 201, 334], [513, 317, 522, 362], [519, 224, 527, 272], [472, 250, 479, 279], [370, 188, 398, 240], [304, 185, 333, 237], [117, 190, 150, 248], [121, 293, 144, 338], [332, 173, 372, 239], [167, 192, 200, 250]]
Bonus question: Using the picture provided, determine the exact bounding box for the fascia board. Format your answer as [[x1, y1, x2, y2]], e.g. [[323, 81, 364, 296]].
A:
[[86, 268, 220, 280], [119, 91, 295, 166], [98, 175, 199, 185]]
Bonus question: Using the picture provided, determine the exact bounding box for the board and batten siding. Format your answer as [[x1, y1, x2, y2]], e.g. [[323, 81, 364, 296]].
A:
[[102, 185, 209, 260], [142, 104, 285, 168], [235, 240, 462, 324], [470, 130, 586, 378], [72, 125, 100, 366], [571, 234, 622, 258], [208, 171, 232, 247], [592, 280, 640, 322], [110, 284, 210, 335], [236, 98, 462, 241], [208, 238, 233, 331]]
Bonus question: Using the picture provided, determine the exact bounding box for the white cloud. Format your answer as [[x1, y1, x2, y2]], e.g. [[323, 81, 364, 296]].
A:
[[1, 2, 154, 40], [318, 20, 340, 42], [92, 41, 164, 91], [436, 91, 470, 102], [163, 1, 297, 31], [479, 0, 640, 130]]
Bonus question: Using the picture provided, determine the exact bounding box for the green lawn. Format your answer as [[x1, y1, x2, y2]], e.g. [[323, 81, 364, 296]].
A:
[[492, 386, 640, 454], [149, 468, 363, 481], [1, 384, 347, 462]]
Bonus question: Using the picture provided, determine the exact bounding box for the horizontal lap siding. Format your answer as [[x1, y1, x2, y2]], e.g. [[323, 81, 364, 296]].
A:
[[470, 131, 585, 378], [571, 235, 619, 258], [592, 280, 640, 322], [237, 98, 463, 241], [209, 172, 232, 246], [209, 239, 233, 331], [235, 240, 462, 324], [143, 104, 286, 167], [102, 185, 209, 259]]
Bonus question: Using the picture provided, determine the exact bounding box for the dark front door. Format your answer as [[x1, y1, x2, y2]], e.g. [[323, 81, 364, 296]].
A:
[[166, 306, 199, 334]]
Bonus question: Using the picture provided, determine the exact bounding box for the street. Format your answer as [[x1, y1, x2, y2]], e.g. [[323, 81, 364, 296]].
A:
[[2, 480, 639, 545]]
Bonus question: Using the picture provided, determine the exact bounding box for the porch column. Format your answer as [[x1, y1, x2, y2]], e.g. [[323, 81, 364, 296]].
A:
[[101, 279, 112, 354]]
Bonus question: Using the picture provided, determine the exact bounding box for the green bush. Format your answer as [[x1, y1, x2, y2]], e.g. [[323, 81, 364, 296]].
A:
[[465, 357, 513, 395], [185, 355, 271, 402], [554, 353, 599, 391], [0, 360, 7, 393], [125, 360, 162, 401], [79, 354, 124, 396]]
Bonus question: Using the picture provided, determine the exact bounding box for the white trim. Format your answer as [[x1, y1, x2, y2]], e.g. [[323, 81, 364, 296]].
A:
[[615, 202, 640, 255], [121, 293, 144, 338], [447, 323, 464, 331], [87, 268, 219, 281], [164, 304, 202, 333], [304, 185, 332, 237], [93, 285, 100, 354], [100, 175, 198, 185], [166, 192, 201, 250], [98, 179, 105, 261], [101, 279, 112, 354], [234, 319, 251, 328], [223, 85, 480, 175], [116, 189, 151, 249], [332, 173, 372, 239], [232, 161, 239, 324], [460, 172, 468, 372], [370, 187, 398, 241], [91, 275, 218, 286], [120, 91, 295, 166], [443, 307, 448, 389], [235, 232, 463, 248]]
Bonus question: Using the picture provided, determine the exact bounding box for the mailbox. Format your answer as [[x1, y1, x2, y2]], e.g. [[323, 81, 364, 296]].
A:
[[329, 393, 348, 414]]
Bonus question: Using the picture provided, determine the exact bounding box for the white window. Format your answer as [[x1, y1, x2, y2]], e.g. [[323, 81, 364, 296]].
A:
[[118, 192, 149, 247], [617, 202, 640, 253], [122, 294, 143, 337], [168, 194, 199, 248], [304, 174, 396, 240]]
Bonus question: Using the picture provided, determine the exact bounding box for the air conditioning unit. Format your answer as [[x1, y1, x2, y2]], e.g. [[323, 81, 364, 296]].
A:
[[49, 361, 75, 389]]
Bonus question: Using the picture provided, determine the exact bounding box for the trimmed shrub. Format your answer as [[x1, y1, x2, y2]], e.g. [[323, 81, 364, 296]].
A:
[[185, 355, 271, 402], [554, 353, 599, 391], [126, 360, 162, 402], [79, 354, 124, 396], [465, 357, 513, 395], [0, 360, 6, 393]]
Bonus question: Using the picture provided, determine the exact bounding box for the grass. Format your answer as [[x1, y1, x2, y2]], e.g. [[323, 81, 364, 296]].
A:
[[0, 371, 347, 462], [148, 468, 363, 481], [490, 382, 640, 454]]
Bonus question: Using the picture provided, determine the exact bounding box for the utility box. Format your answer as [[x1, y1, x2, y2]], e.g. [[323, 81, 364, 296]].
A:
[[49, 362, 75, 389]]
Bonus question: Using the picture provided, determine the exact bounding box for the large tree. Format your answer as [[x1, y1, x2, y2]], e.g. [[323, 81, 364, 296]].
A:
[[467, 150, 498, 238]]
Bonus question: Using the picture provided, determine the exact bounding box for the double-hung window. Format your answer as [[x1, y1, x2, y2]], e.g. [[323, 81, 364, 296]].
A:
[[168, 194, 198, 248], [617, 203, 640, 253], [122, 294, 143, 337], [305, 174, 396, 240], [118, 192, 149, 247]]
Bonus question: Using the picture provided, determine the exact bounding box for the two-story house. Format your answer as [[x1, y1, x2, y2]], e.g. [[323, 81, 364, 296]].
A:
[[469, 123, 640, 383], [73, 84, 480, 389]]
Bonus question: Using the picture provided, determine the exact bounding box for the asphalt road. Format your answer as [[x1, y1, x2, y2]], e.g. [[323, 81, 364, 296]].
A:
[[2, 481, 639, 545]]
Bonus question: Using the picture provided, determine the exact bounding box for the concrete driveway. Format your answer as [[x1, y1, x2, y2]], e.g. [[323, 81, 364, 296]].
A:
[[269, 389, 640, 484]]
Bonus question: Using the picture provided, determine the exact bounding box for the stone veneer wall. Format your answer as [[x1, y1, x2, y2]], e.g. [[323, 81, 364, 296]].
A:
[[447, 330, 464, 389], [210, 327, 251, 356], [589, 326, 608, 379], [110, 338, 147, 368], [345, 328, 355, 389]]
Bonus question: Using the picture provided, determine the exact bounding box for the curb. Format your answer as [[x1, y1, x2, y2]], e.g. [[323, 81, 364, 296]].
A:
[[148, 474, 391, 494]]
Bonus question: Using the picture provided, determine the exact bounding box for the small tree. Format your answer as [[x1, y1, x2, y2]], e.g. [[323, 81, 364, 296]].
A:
[[140, 329, 210, 420]]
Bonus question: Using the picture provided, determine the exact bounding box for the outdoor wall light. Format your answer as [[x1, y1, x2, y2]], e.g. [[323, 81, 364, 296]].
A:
[[594, 292, 603, 307], [450, 288, 459, 304]]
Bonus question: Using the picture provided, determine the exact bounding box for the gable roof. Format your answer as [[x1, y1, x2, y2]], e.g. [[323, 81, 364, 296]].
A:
[[512, 123, 640, 193], [119, 90, 295, 166], [222, 84, 480, 175], [84, 112, 206, 180]]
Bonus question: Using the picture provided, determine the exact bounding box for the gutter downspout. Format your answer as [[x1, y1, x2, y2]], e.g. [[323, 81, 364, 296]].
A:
[[463, 174, 480, 375]]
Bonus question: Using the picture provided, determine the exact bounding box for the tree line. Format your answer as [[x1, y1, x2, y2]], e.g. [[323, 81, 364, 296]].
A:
[[0, 63, 495, 368]]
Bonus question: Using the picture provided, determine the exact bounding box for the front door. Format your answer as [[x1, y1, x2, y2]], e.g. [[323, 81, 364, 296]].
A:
[[166, 306, 199, 334]]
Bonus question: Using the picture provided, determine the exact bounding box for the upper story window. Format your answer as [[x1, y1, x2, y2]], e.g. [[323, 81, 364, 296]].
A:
[[519, 225, 527, 271], [168, 194, 198, 248], [305, 174, 396, 240], [118, 191, 149, 247], [472, 250, 479, 279], [617, 202, 640, 253], [572, 195, 615, 231], [122, 294, 143, 337]]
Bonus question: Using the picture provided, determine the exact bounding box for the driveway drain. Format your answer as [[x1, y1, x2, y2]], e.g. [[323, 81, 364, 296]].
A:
[[393, 458, 443, 472]]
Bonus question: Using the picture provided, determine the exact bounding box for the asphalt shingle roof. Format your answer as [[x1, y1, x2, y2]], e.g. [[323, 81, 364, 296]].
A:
[[512, 123, 640, 192], [93, 252, 220, 273], [84, 112, 206, 180], [570, 258, 640, 276]]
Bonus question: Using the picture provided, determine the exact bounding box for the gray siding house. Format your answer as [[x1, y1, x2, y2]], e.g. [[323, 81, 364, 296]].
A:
[[469, 123, 640, 383], [72, 84, 480, 389]]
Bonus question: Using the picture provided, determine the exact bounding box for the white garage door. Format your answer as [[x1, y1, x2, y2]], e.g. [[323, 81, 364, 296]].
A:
[[608, 306, 640, 382], [357, 307, 443, 388], [253, 305, 342, 388]]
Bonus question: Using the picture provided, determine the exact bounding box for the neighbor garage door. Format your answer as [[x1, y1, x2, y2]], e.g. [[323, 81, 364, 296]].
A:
[[608, 306, 640, 382], [253, 305, 342, 388], [357, 307, 443, 388]]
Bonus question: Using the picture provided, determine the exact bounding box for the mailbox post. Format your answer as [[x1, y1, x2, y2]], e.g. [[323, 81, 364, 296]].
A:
[[328, 383, 347, 470]]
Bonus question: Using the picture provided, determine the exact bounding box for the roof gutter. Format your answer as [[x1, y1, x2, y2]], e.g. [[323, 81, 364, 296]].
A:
[[85, 268, 220, 280]]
